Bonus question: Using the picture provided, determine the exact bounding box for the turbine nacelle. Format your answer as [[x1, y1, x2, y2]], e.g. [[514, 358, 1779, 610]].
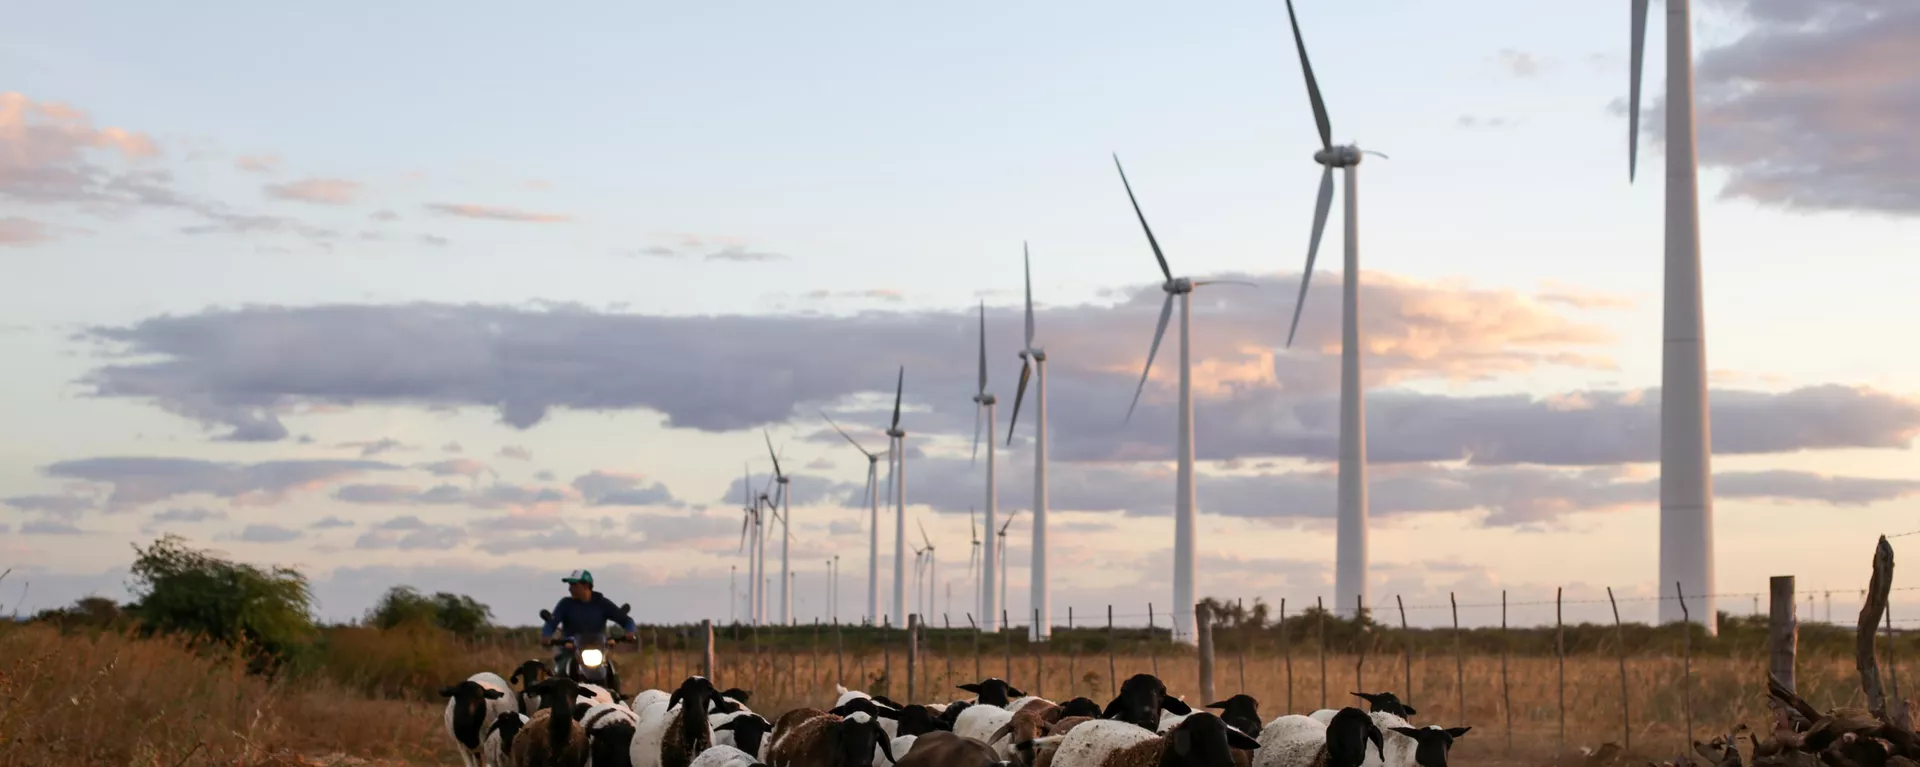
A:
[[1313, 145, 1363, 168], [886, 428, 906, 439], [973, 393, 997, 406], [1163, 277, 1194, 294]]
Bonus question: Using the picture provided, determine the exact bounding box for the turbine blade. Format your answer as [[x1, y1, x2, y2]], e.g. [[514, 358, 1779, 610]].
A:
[[972, 403, 982, 466], [890, 366, 905, 430], [860, 462, 874, 510], [1193, 280, 1259, 288], [917, 516, 932, 549], [1023, 242, 1036, 347], [764, 428, 783, 477], [1113, 154, 1172, 283], [884, 445, 896, 508], [1006, 360, 1031, 446], [1126, 291, 1176, 424], [739, 514, 750, 552], [1286, 165, 1336, 349], [970, 506, 979, 542], [818, 409, 873, 456], [978, 301, 989, 394], [1284, 0, 1334, 150], [1629, 0, 1649, 183]]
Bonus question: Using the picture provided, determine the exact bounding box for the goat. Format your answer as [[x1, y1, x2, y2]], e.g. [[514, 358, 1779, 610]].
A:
[[1101, 674, 1192, 732], [1382, 726, 1469, 767], [958, 678, 1027, 708], [712, 712, 774, 761], [661, 677, 721, 767], [442, 672, 518, 767], [515, 677, 592, 767], [488, 712, 532, 767], [1351, 693, 1415, 720], [583, 703, 640, 767], [1253, 709, 1382, 767], [892, 731, 1017, 767], [767, 712, 900, 767], [513, 660, 554, 714], [691, 744, 769, 767], [1203, 697, 1261, 740]]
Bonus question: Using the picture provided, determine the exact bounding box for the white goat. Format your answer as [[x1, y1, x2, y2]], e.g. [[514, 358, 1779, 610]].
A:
[[691, 744, 766, 767], [439, 671, 519, 767]]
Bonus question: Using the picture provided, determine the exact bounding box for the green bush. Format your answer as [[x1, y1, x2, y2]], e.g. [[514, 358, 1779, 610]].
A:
[[125, 534, 316, 665], [365, 586, 493, 634]]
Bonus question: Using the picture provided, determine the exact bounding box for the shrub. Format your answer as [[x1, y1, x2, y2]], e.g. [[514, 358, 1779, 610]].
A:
[[125, 535, 316, 665], [365, 586, 493, 635]]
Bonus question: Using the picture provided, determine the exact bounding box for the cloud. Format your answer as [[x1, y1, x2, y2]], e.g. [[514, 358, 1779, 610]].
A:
[[3, 494, 94, 517], [705, 245, 787, 262], [0, 217, 51, 247], [805, 289, 905, 302], [1496, 49, 1545, 78], [264, 178, 360, 206], [805, 457, 835, 471], [420, 458, 490, 479], [235, 523, 302, 543], [1661, 0, 1920, 214], [309, 515, 353, 529], [1536, 284, 1635, 310], [418, 234, 450, 247], [150, 507, 227, 523], [571, 471, 682, 507], [441, 442, 463, 453], [77, 272, 1619, 440], [370, 210, 400, 222], [339, 437, 408, 457], [42, 457, 397, 510], [355, 519, 466, 551], [235, 155, 281, 173], [424, 203, 571, 223], [333, 481, 574, 514], [630, 245, 679, 258], [1456, 115, 1517, 129], [497, 446, 532, 461], [21, 520, 83, 535]]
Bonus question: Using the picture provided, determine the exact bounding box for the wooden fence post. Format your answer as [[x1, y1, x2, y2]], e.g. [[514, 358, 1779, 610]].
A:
[[883, 615, 892, 698], [835, 618, 845, 686], [1003, 609, 1012, 680], [1450, 593, 1463, 723], [1677, 582, 1693, 751], [1608, 587, 1630, 753], [907, 614, 920, 703], [1034, 608, 1044, 698], [1197, 601, 1216, 703], [1281, 598, 1293, 715], [1501, 590, 1512, 756], [1149, 603, 1160, 677], [1236, 597, 1248, 696], [1769, 575, 1797, 703], [1068, 607, 1077, 698], [702, 619, 716, 683], [944, 614, 954, 690], [1556, 587, 1565, 767], [1108, 605, 1118, 698], [1396, 595, 1411, 701], [1886, 605, 1905, 727], [812, 619, 821, 694], [1860, 536, 1903, 728], [1317, 596, 1327, 710], [1354, 595, 1366, 695], [968, 613, 981, 679]]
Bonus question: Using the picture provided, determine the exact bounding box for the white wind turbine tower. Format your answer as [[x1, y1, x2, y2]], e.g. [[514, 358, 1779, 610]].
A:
[[1630, 0, 1715, 632], [738, 466, 758, 625], [970, 301, 1001, 634], [967, 507, 982, 623], [882, 367, 909, 625], [1279, 0, 1384, 620], [755, 472, 778, 626], [996, 508, 1020, 622], [819, 409, 889, 626], [765, 431, 794, 626], [916, 517, 938, 621], [1005, 244, 1049, 640], [1115, 155, 1253, 646]]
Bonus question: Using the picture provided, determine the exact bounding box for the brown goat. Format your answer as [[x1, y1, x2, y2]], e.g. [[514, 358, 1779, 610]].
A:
[[513, 678, 590, 767], [893, 731, 1006, 767], [662, 677, 721, 767], [1095, 713, 1258, 767], [768, 712, 898, 767]]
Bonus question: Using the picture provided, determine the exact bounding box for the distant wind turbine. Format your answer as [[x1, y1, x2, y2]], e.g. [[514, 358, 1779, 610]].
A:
[[1629, 0, 1717, 634], [967, 506, 982, 622], [884, 368, 908, 624], [996, 508, 1020, 622], [765, 430, 793, 626], [917, 517, 937, 621], [819, 409, 889, 626], [1005, 244, 1049, 640], [1279, 0, 1384, 621], [971, 301, 1001, 635], [1114, 155, 1252, 646]]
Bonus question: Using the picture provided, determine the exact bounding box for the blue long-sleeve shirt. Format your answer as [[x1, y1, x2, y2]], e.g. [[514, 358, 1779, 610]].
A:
[[541, 591, 638, 639]]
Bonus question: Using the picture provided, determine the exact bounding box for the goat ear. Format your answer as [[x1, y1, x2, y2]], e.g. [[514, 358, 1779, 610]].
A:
[[669, 691, 684, 712], [1391, 727, 1421, 739], [1007, 687, 1028, 698], [1160, 698, 1193, 715], [1352, 692, 1376, 702], [1402, 704, 1418, 716], [875, 706, 901, 720], [716, 719, 739, 732], [1204, 700, 1230, 709], [989, 723, 1014, 745], [438, 686, 460, 697], [1368, 725, 1386, 759], [958, 683, 984, 693], [1445, 727, 1471, 739], [1227, 729, 1261, 751], [484, 689, 507, 700], [1099, 697, 1126, 720]]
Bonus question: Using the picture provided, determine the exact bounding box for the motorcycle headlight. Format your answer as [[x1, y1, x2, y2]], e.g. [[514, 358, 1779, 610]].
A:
[[581, 648, 605, 668]]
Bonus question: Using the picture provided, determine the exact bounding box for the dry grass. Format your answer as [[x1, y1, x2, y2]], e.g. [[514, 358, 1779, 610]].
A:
[[2, 623, 1903, 767]]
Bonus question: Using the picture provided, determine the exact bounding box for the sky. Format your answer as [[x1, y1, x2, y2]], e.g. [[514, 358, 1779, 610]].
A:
[[4, 0, 1919, 631]]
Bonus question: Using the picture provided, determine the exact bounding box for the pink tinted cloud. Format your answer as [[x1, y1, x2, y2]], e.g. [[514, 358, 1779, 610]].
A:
[[264, 178, 361, 206], [424, 203, 571, 223], [236, 155, 281, 173], [0, 217, 51, 247], [0, 91, 160, 203]]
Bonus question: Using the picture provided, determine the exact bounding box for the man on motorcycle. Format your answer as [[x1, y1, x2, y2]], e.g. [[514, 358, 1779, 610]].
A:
[[541, 569, 638, 670]]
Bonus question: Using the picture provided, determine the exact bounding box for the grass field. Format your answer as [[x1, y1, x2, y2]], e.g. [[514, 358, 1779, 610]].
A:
[[1, 620, 1904, 767]]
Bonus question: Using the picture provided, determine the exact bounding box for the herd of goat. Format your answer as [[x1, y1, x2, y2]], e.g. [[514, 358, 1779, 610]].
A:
[[436, 660, 1469, 767]]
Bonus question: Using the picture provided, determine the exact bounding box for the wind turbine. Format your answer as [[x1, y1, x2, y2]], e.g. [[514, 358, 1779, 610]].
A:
[[1006, 244, 1049, 640], [740, 464, 766, 626], [1114, 155, 1253, 646], [971, 301, 1002, 635], [967, 507, 982, 623], [819, 409, 889, 626], [883, 367, 908, 625], [996, 508, 1020, 621], [755, 471, 778, 626], [765, 430, 793, 626], [1630, 0, 1716, 634], [1278, 0, 1382, 621], [917, 517, 937, 623]]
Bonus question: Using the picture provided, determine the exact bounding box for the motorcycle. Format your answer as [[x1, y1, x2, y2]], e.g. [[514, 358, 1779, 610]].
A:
[[539, 604, 634, 695]]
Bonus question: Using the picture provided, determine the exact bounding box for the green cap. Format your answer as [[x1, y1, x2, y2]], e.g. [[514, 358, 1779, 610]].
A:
[[562, 569, 594, 585]]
